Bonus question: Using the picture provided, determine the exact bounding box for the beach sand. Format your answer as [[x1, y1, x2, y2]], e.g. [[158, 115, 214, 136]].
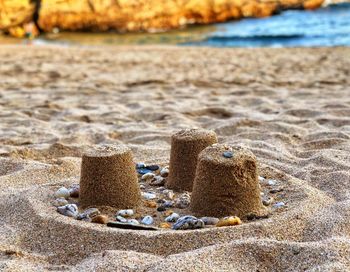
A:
[[0, 45, 350, 271]]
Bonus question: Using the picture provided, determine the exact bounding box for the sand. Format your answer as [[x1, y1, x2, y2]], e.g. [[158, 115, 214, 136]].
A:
[[0, 45, 350, 271]]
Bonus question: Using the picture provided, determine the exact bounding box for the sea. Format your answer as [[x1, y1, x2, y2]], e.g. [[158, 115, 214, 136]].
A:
[[1, 3, 349, 47]]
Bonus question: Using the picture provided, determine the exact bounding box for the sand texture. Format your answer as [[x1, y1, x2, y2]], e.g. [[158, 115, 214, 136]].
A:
[[0, 45, 350, 271]]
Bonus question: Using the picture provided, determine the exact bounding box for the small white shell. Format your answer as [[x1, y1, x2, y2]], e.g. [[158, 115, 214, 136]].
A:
[[141, 173, 155, 181], [127, 219, 140, 225], [142, 192, 157, 200], [165, 212, 180, 222], [57, 204, 78, 218], [141, 215, 154, 225], [117, 209, 134, 217], [160, 167, 169, 177], [54, 187, 70, 199], [53, 197, 69, 207]]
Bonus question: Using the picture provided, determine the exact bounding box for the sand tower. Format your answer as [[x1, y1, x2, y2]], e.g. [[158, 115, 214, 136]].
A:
[[190, 144, 265, 218], [80, 144, 141, 208], [166, 128, 218, 192]]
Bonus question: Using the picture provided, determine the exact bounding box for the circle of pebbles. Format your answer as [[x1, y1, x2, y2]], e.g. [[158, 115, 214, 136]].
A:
[[53, 163, 287, 231]]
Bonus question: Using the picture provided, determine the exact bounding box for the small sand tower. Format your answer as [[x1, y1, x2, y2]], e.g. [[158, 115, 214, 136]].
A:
[[166, 129, 218, 192], [190, 144, 265, 218], [80, 145, 141, 208]]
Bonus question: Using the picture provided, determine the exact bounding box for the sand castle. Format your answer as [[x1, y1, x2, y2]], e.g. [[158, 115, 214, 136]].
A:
[[76, 129, 265, 228], [79, 144, 141, 208], [166, 128, 218, 191], [190, 144, 265, 218]]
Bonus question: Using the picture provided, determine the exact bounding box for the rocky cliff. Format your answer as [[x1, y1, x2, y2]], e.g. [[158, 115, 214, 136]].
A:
[[0, 0, 324, 37]]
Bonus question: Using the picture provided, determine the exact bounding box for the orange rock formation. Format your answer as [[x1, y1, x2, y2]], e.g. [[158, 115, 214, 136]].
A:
[[0, 0, 325, 36]]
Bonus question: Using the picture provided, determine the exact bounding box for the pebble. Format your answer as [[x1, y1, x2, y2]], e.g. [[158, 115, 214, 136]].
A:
[[53, 198, 68, 207], [146, 165, 160, 171], [165, 190, 174, 200], [77, 208, 100, 220], [142, 192, 157, 200], [160, 167, 169, 177], [91, 215, 109, 224], [139, 184, 146, 190], [200, 217, 219, 225], [273, 202, 286, 209], [216, 216, 242, 227], [145, 200, 157, 208], [141, 172, 156, 181], [68, 185, 80, 198], [159, 222, 172, 229], [54, 187, 70, 199], [164, 210, 174, 217], [150, 176, 165, 186], [107, 221, 158, 231], [136, 163, 146, 169], [141, 215, 154, 225], [175, 197, 190, 209], [173, 216, 205, 230], [262, 196, 274, 206], [127, 219, 140, 225], [270, 188, 283, 194], [258, 176, 265, 182], [157, 206, 166, 212], [223, 151, 233, 158], [57, 204, 78, 218], [165, 213, 180, 222], [138, 168, 152, 175], [116, 216, 128, 223], [163, 201, 174, 208], [117, 209, 134, 217]]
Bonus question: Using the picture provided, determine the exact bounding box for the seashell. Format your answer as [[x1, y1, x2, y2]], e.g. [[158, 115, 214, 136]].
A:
[[173, 215, 204, 230], [91, 215, 109, 224], [166, 191, 174, 200], [54, 187, 70, 199], [141, 173, 156, 181], [216, 216, 242, 227], [116, 216, 127, 223], [127, 219, 140, 225], [160, 167, 169, 177], [174, 197, 190, 209], [139, 184, 146, 190], [68, 184, 80, 198], [150, 176, 165, 186], [273, 202, 285, 209], [53, 198, 68, 207], [141, 215, 154, 225], [262, 196, 274, 206], [142, 192, 157, 200], [165, 213, 180, 222], [136, 163, 146, 169], [77, 208, 100, 220], [163, 201, 174, 208], [200, 217, 219, 225], [57, 204, 78, 218], [117, 209, 134, 217]]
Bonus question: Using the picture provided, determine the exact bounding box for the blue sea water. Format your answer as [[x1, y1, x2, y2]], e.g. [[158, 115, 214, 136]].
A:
[[184, 3, 350, 47]]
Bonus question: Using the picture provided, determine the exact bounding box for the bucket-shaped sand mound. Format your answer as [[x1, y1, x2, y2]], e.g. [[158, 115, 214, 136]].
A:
[[166, 129, 217, 191], [79, 144, 141, 208], [190, 144, 265, 218]]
